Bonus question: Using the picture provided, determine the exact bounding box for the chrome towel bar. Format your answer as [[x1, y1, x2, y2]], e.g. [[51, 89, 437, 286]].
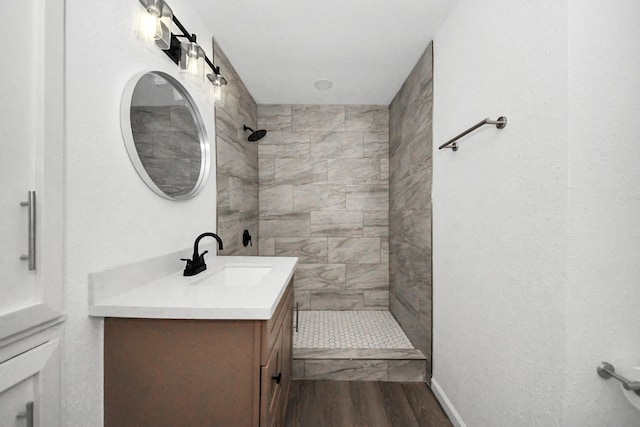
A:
[[597, 362, 640, 396], [439, 116, 507, 151]]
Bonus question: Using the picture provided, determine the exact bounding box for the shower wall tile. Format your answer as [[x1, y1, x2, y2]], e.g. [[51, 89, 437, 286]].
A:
[[215, 40, 258, 256], [274, 158, 327, 185], [346, 264, 389, 290], [259, 184, 293, 213], [258, 158, 275, 185], [328, 159, 380, 184], [292, 105, 346, 132], [363, 131, 390, 158], [345, 105, 389, 132], [364, 291, 390, 308], [310, 211, 363, 237], [259, 237, 275, 256], [294, 264, 346, 290], [257, 104, 292, 131], [274, 238, 328, 264], [258, 103, 390, 309], [295, 291, 311, 310], [328, 238, 381, 264], [260, 213, 310, 239], [258, 131, 310, 158], [310, 132, 363, 158], [293, 184, 346, 212], [345, 185, 389, 211], [389, 42, 433, 363], [309, 291, 363, 310]]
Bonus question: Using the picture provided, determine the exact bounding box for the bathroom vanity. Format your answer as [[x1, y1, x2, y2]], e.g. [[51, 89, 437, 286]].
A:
[[89, 255, 297, 427]]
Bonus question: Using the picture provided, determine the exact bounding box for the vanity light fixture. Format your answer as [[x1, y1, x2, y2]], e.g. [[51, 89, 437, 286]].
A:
[[180, 39, 205, 84], [135, 0, 227, 104], [136, 0, 173, 50], [206, 39, 227, 107]]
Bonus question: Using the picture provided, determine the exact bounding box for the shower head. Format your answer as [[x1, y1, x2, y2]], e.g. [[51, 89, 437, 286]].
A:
[[243, 125, 267, 142]]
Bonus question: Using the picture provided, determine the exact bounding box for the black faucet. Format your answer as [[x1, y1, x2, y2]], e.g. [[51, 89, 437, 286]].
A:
[[181, 232, 224, 276]]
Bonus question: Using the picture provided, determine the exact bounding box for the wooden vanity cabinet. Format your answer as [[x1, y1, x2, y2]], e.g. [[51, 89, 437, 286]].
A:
[[104, 279, 293, 427]]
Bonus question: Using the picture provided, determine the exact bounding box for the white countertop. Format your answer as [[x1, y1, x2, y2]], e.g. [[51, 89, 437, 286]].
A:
[[89, 256, 298, 320]]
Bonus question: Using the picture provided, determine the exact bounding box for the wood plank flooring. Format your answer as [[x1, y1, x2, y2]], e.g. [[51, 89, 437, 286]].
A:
[[285, 380, 453, 427]]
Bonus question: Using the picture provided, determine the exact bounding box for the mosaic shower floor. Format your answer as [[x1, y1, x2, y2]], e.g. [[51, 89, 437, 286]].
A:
[[293, 310, 414, 349]]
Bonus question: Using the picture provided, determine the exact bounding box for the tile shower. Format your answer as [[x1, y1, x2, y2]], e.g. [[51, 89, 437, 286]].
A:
[[216, 41, 433, 382]]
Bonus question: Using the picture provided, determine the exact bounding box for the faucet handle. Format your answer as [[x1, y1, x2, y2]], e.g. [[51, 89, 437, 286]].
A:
[[199, 250, 209, 259]]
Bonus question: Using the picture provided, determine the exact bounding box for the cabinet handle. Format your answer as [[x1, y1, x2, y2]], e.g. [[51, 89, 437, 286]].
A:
[[295, 302, 299, 333], [16, 401, 34, 427], [19, 191, 36, 270], [272, 372, 282, 384]]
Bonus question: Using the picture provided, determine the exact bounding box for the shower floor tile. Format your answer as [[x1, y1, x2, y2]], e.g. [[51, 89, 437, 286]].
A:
[[294, 310, 414, 349]]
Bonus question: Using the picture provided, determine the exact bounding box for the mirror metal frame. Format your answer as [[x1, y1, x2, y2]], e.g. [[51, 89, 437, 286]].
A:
[[120, 71, 211, 201]]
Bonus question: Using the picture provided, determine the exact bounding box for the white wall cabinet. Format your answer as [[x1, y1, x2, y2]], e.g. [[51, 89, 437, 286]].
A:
[[0, 329, 62, 427]]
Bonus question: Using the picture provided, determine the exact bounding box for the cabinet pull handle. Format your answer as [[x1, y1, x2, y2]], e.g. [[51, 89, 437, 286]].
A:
[[272, 372, 282, 384], [19, 191, 36, 270], [16, 401, 34, 427], [295, 302, 299, 333]]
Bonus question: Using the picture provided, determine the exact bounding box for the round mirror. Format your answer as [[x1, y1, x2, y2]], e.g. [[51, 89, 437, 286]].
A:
[[121, 71, 210, 200]]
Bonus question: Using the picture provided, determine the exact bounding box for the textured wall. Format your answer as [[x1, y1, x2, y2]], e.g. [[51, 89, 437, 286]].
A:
[[432, 0, 569, 425], [388, 43, 433, 369], [565, 0, 640, 424], [257, 104, 389, 310], [64, 0, 219, 425], [214, 41, 259, 256]]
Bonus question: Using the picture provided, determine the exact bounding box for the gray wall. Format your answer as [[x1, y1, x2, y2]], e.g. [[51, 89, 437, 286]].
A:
[[257, 105, 389, 310], [215, 40, 259, 256], [389, 43, 433, 368]]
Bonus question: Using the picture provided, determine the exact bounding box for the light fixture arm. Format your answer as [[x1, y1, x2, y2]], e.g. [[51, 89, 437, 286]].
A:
[[162, 15, 222, 78]]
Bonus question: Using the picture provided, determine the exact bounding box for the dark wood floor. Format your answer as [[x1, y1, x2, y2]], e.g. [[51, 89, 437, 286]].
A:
[[285, 380, 453, 427]]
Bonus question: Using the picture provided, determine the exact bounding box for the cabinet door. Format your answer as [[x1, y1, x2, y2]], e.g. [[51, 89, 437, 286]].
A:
[[0, 0, 64, 341], [260, 326, 283, 427], [0, 340, 61, 427]]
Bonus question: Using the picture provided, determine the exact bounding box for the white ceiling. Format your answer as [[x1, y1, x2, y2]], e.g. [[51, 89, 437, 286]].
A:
[[194, 0, 459, 105]]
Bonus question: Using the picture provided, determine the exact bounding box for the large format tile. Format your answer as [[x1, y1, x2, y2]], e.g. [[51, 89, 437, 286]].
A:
[[257, 104, 292, 131], [388, 360, 426, 382], [292, 105, 345, 131], [328, 159, 380, 184], [328, 238, 381, 264], [345, 105, 389, 132], [294, 264, 346, 290], [303, 360, 388, 381], [260, 213, 310, 239], [275, 158, 327, 185], [293, 184, 345, 211], [259, 184, 293, 213], [310, 132, 363, 158], [274, 238, 328, 264], [363, 131, 390, 158], [345, 185, 389, 211], [364, 290, 390, 308], [309, 291, 364, 310], [346, 264, 389, 290], [310, 211, 363, 237], [258, 131, 310, 158]]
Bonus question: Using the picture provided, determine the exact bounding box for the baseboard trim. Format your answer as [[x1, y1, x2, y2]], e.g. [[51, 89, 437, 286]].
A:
[[431, 377, 467, 427]]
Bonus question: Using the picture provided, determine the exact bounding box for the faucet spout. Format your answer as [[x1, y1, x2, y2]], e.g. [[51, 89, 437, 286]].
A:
[[182, 232, 224, 276], [193, 232, 224, 258]]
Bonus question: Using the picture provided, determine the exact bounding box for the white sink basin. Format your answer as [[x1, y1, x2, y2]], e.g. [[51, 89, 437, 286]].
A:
[[193, 265, 272, 287]]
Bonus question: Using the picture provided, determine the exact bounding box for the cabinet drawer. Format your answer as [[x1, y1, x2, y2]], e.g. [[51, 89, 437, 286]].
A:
[[261, 279, 293, 363], [260, 326, 283, 427]]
